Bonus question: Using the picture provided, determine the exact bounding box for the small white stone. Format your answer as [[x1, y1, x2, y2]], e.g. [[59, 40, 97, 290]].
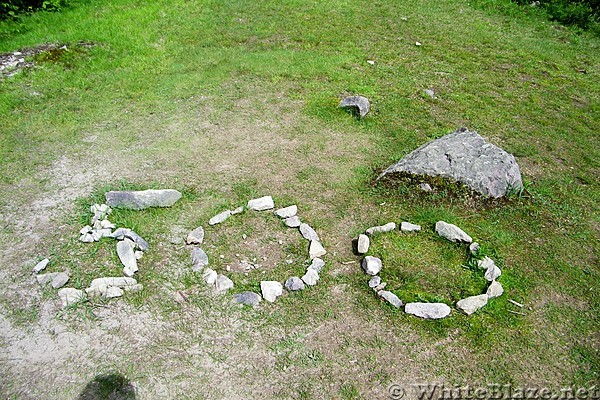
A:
[[457, 294, 488, 315], [247, 196, 275, 211], [274, 205, 297, 219], [58, 288, 86, 307], [366, 222, 396, 235], [261, 281, 283, 302], [215, 275, 234, 293], [186, 226, 205, 245], [309, 241, 326, 259], [415, 41, 422, 46], [104, 286, 124, 299], [378, 290, 403, 308], [80, 225, 93, 235], [357, 234, 370, 254], [90, 277, 137, 289], [400, 222, 421, 232], [469, 242, 481, 255], [209, 210, 231, 225], [32, 258, 49, 274], [299, 223, 320, 241], [202, 268, 218, 285], [366, 60, 375, 65], [486, 280, 504, 298], [368, 276, 381, 288], [424, 89, 435, 99], [362, 256, 382, 276], [435, 221, 472, 243], [308, 258, 325, 273], [231, 206, 244, 215], [301, 269, 319, 286], [284, 216, 301, 228]]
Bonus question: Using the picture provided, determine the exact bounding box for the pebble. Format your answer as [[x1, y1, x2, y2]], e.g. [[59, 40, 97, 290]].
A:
[[486, 280, 504, 298], [51, 272, 70, 289], [202, 268, 218, 285], [33, 258, 49, 274], [209, 210, 231, 226], [424, 89, 435, 98], [301, 269, 319, 286], [456, 294, 488, 315], [308, 257, 325, 273], [186, 226, 205, 245], [104, 286, 124, 299], [435, 221, 473, 243], [261, 281, 283, 302], [58, 288, 86, 307], [368, 276, 381, 288], [378, 290, 403, 308], [420, 183, 433, 192], [231, 206, 244, 215], [362, 256, 382, 276], [284, 216, 301, 228], [285, 277, 305, 291], [357, 234, 370, 254], [247, 196, 275, 211], [479, 256, 501, 281], [274, 205, 297, 219], [234, 291, 262, 306], [366, 222, 396, 235], [309, 240, 327, 259], [191, 247, 209, 272], [400, 222, 421, 232], [299, 223, 319, 241], [215, 274, 234, 293], [469, 242, 480, 255]]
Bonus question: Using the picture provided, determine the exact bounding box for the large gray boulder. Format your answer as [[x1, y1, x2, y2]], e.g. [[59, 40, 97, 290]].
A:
[[378, 128, 523, 198], [105, 189, 182, 210]]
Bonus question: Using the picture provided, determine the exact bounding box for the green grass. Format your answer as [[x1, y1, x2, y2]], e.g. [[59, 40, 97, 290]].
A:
[[0, 0, 598, 397]]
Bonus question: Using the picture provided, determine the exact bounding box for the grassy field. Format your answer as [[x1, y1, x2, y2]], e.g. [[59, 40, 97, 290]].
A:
[[0, 0, 598, 399]]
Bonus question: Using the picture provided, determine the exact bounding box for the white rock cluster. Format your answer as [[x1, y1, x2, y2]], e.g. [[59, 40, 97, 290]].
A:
[[193, 196, 327, 305], [355, 219, 504, 318], [79, 204, 115, 243]]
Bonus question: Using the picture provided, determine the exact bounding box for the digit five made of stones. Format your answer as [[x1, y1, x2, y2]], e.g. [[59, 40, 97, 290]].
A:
[[34, 96, 522, 320]]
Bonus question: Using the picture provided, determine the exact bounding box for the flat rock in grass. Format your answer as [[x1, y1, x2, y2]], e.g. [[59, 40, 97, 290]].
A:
[[299, 223, 319, 241], [275, 205, 297, 219], [186, 226, 205, 245], [338, 95, 370, 118], [309, 240, 326, 259], [400, 222, 421, 232], [404, 302, 451, 319], [469, 242, 480, 255], [209, 210, 231, 226], [231, 206, 244, 215], [357, 234, 370, 254], [234, 291, 262, 306], [51, 272, 70, 289], [378, 128, 523, 198], [307, 257, 325, 273], [90, 277, 137, 289], [435, 221, 472, 243], [33, 258, 49, 273], [378, 290, 403, 308], [215, 274, 234, 293], [111, 228, 150, 251], [285, 276, 305, 291], [105, 189, 182, 210], [247, 196, 274, 211], [484, 264, 502, 282], [202, 268, 218, 285], [191, 247, 209, 272], [261, 281, 283, 302], [284, 216, 301, 228], [366, 222, 396, 235], [117, 239, 137, 273], [486, 280, 504, 298], [301, 269, 319, 286], [58, 288, 86, 307], [104, 286, 124, 299], [362, 256, 382, 276], [368, 276, 382, 288], [457, 294, 488, 315]]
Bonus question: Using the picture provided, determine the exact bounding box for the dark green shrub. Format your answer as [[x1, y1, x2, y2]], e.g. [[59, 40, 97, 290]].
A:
[[1, 0, 67, 19], [513, 0, 599, 30]]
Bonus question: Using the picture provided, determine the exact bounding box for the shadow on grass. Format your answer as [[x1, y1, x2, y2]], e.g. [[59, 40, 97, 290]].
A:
[[78, 373, 136, 400]]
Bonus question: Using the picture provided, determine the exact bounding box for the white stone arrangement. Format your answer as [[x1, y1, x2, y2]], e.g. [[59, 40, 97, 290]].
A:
[[188, 196, 327, 306], [33, 203, 145, 308], [357, 220, 504, 319]]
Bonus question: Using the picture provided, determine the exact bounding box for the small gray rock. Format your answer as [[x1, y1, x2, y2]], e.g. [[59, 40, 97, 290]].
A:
[[404, 302, 451, 319], [374, 282, 387, 291], [479, 256, 501, 281], [420, 183, 433, 192], [51, 272, 70, 289], [284, 216, 301, 228], [368, 276, 381, 288], [338, 95, 370, 118], [307, 257, 325, 273], [456, 294, 488, 315], [58, 288, 86, 307], [209, 210, 231, 226], [486, 280, 504, 298], [215, 274, 234, 293], [285, 277, 305, 291], [424, 89, 435, 99], [261, 281, 283, 302], [234, 291, 262, 306], [247, 196, 275, 211], [366, 222, 396, 235], [301, 269, 319, 286], [378, 290, 403, 308], [400, 222, 421, 232], [105, 189, 182, 210], [299, 223, 319, 241], [362, 256, 382, 276], [191, 247, 209, 272], [357, 234, 370, 254], [186, 226, 205, 245], [202, 268, 218, 285], [117, 239, 137, 273], [104, 286, 124, 299], [33, 258, 49, 274], [231, 206, 244, 215], [111, 228, 150, 251], [435, 221, 472, 243], [275, 205, 297, 219], [309, 240, 326, 259], [469, 242, 480, 255]]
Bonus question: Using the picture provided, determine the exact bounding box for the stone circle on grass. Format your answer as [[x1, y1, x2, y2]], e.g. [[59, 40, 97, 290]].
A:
[[188, 196, 327, 305], [356, 220, 504, 319]]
